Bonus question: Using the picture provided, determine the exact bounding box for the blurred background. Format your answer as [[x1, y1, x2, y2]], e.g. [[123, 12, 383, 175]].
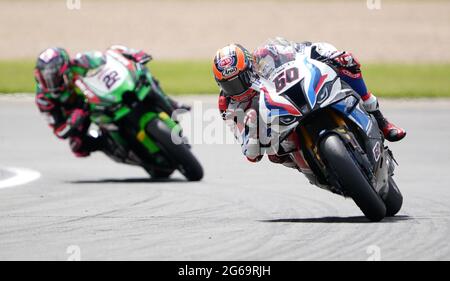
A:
[[0, 0, 449, 96]]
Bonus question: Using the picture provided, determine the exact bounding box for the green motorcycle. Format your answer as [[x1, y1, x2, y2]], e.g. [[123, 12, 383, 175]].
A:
[[74, 50, 203, 181]]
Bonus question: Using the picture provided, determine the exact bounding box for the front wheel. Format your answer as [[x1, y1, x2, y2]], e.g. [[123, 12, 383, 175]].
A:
[[144, 166, 174, 179], [146, 119, 203, 181], [320, 134, 386, 222]]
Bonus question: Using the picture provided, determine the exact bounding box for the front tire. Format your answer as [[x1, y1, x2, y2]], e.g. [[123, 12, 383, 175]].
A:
[[144, 166, 174, 179], [146, 119, 203, 181], [320, 134, 386, 222]]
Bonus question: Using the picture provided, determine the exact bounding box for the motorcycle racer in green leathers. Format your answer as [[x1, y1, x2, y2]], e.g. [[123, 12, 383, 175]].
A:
[[34, 45, 189, 157]]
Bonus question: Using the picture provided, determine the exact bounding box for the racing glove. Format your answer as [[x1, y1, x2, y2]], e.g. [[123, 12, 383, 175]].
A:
[[54, 108, 89, 139], [331, 52, 362, 77], [110, 45, 152, 65]]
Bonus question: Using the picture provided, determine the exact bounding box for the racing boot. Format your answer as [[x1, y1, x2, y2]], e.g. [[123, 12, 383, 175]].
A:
[[371, 109, 406, 142], [268, 154, 297, 169], [363, 94, 406, 142], [69, 135, 103, 157], [168, 97, 191, 112]]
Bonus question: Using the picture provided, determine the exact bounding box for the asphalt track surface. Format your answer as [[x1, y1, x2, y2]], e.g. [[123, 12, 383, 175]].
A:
[[0, 95, 449, 260]]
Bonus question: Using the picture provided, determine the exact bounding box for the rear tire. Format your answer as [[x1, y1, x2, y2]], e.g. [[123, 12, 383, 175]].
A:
[[320, 134, 386, 222], [146, 119, 203, 181], [384, 177, 403, 216]]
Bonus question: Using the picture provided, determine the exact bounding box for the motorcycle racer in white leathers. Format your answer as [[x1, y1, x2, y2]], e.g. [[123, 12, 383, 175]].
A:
[[212, 37, 406, 164]]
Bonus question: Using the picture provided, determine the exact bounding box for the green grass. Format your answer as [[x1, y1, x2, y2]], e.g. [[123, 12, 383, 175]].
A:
[[149, 60, 217, 95], [363, 64, 450, 98], [0, 60, 36, 93], [0, 59, 218, 95], [1, 59, 449, 97]]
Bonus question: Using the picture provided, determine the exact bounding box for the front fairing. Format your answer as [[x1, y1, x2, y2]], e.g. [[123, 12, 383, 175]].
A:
[[260, 55, 338, 111], [81, 53, 137, 105], [75, 51, 151, 123], [259, 55, 338, 125], [259, 54, 374, 137]]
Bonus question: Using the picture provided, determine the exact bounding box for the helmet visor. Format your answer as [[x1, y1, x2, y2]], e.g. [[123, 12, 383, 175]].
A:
[[219, 73, 251, 97], [40, 66, 64, 92]]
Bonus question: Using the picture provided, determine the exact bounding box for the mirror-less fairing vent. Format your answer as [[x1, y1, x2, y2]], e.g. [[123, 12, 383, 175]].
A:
[[316, 79, 336, 105], [281, 80, 308, 111]]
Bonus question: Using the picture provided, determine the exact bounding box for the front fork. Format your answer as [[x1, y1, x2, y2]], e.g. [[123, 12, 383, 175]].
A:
[[299, 110, 346, 163], [266, 112, 344, 173], [296, 109, 370, 193], [135, 111, 182, 155]]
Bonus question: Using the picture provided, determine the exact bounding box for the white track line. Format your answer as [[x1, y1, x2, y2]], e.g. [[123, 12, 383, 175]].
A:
[[0, 167, 41, 189]]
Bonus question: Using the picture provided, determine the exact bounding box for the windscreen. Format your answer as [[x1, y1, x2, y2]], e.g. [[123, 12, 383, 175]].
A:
[[253, 37, 297, 80]]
